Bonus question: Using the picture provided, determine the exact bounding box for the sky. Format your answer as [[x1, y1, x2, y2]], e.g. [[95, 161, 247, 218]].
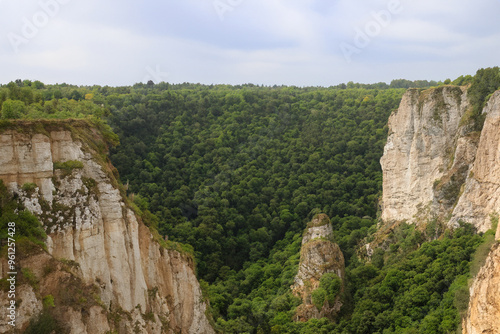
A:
[[1, 0, 499, 87]]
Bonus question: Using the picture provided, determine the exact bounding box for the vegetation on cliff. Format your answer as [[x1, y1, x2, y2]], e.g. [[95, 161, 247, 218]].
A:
[[465, 67, 500, 130], [0, 180, 46, 249]]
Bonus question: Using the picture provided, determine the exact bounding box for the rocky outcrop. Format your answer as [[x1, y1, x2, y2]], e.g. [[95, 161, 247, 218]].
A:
[[0, 121, 214, 334], [463, 243, 500, 334], [380, 85, 473, 225], [379, 86, 500, 334], [291, 214, 345, 321], [381, 86, 499, 233], [450, 91, 500, 232]]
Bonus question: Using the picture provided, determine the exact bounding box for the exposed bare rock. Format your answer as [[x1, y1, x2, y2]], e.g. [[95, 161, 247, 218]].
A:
[[379, 87, 500, 333], [381, 86, 500, 234], [0, 284, 42, 333], [463, 243, 500, 334], [450, 91, 500, 232], [0, 122, 214, 334], [380, 86, 471, 225], [292, 214, 345, 321]]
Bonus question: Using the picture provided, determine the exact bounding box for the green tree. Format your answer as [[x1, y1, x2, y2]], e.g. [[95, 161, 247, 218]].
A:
[[467, 67, 500, 130], [1, 99, 26, 119]]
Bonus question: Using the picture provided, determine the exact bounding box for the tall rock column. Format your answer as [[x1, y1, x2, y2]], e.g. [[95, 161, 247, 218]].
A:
[[291, 214, 345, 321]]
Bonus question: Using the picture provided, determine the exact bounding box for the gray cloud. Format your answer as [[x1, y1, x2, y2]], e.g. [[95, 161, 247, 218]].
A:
[[1, 0, 499, 86]]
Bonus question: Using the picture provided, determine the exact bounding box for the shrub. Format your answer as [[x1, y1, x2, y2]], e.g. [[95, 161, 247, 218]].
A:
[[24, 312, 61, 334], [53, 160, 84, 177], [43, 295, 55, 308], [21, 182, 37, 193], [467, 67, 500, 130], [1, 210, 46, 243], [21, 268, 39, 290], [320, 273, 342, 304], [0, 188, 47, 248], [311, 288, 327, 311], [53, 160, 84, 171]]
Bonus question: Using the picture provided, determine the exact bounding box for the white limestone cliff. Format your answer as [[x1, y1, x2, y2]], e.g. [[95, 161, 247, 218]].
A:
[[0, 121, 214, 334], [460, 91, 500, 334], [380, 85, 472, 225], [463, 243, 500, 334], [381, 86, 499, 233], [378, 86, 500, 334], [450, 91, 500, 232]]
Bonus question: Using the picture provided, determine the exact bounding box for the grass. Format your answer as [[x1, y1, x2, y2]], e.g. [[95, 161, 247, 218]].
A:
[[43, 295, 55, 308], [53, 160, 84, 177], [470, 230, 496, 277], [21, 268, 39, 290]]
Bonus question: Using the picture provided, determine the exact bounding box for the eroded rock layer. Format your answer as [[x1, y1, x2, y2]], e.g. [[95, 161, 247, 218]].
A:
[[0, 122, 214, 334]]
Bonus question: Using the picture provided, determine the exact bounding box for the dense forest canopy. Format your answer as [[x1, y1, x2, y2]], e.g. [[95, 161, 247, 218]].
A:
[[107, 85, 405, 280], [1, 68, 499, 333]]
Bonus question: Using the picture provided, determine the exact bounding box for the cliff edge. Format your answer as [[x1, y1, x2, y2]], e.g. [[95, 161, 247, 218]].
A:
[[0, 121, 215, 334]]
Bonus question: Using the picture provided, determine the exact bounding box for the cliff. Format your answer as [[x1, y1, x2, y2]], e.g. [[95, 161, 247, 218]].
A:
[[291, 214, 345, 322], [451, 91, 500, 234], [379, 87, 500, 334], [461, 91, 500, 334], [380, 86, 474, 225], [464, 243, 500, 334], [381, 86, 499, 233], [0, 121, 215, 334]]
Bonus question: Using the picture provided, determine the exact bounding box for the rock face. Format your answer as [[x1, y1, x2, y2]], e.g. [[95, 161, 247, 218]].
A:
[[380, 86, 473, 225], [381, 86, 500, 233], [291, 214, 345, 321], [379, 87, 500, 334], [464, 243, 500, 334], [0, 122, 214, 334], [450, 91, 500, 232]]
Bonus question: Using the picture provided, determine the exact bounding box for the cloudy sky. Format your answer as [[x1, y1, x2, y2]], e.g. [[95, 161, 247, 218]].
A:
[[1, 0, 499, 86]]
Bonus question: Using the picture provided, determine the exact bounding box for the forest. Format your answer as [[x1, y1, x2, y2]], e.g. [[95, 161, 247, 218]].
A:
[[0, 68, 499, 333]]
